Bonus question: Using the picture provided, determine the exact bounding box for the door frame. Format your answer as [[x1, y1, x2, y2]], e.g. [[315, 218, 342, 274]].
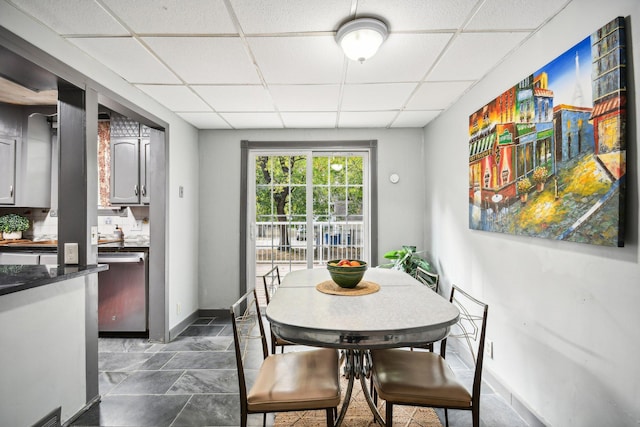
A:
[[240, 140, 378, 297]]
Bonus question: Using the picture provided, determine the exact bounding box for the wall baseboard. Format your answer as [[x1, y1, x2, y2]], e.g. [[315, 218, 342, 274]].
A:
[[169, 310, 199, 341]]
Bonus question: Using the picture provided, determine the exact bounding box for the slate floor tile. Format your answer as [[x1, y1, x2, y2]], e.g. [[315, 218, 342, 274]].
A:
[[168, 369, 239, 394], [178, 324, 224, 336], [161, 350, 236, 370], [170, 394, 241, 426], [71, 394, 190, 427], [110, 370, 184, 395]]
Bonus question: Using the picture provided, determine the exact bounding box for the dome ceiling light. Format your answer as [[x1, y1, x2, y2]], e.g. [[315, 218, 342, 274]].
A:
[[335, 17, 388, 63]]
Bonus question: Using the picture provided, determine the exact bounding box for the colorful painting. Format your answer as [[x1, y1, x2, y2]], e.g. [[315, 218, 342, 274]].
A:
[[468, 17, 627, 247]]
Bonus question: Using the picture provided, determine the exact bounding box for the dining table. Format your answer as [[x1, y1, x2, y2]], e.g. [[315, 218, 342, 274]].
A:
[[265, 267, 460, 426]]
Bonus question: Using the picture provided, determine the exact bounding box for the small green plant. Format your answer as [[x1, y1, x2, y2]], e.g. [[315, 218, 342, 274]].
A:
[[0, 214, 30, 233], [379, 245, 435, 277]]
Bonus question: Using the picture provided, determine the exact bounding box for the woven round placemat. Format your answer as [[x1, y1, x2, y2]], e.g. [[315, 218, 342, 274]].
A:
[[316, 280, 380, 296]]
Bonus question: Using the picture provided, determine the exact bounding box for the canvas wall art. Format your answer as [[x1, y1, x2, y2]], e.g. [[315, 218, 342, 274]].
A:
[[468, 17, 627, 247]]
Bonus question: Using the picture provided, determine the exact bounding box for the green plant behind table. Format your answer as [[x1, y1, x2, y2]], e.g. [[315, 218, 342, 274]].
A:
[[379, 245, 436, 279], [0, 214, 30, 233]]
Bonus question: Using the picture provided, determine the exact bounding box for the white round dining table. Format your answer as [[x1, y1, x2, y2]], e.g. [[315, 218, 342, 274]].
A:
[[265, 267, 460, 426]]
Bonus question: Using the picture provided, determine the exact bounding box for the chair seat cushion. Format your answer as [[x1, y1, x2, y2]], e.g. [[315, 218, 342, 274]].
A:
[[371, 349, 472, 408], [248, 348, 341, 412]]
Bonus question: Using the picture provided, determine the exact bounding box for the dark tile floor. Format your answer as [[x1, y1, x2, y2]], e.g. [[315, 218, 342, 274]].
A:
[[71, 317, 529, 427]]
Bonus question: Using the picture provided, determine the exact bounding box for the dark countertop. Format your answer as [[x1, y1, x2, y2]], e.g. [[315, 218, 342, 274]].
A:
[[0, 264, 108, 296]]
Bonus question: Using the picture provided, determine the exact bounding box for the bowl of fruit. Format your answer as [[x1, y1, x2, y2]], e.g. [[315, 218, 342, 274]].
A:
[[327, 259, 368, 288]]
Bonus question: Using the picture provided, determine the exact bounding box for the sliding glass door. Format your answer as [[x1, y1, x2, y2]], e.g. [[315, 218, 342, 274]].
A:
[[248, 150, 369, 289]]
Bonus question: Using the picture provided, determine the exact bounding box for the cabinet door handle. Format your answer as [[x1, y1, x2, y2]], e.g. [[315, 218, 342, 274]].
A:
[[134, 184, 139, 196], [9, 185, 13, 197], [141, 185, 147, 197]]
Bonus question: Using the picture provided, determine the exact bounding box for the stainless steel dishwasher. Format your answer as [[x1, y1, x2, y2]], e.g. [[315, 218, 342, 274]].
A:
[[97, 251, 147, 333]]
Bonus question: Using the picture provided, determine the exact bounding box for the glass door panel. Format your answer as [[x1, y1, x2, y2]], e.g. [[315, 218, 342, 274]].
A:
[[250, 150, 368, 294]]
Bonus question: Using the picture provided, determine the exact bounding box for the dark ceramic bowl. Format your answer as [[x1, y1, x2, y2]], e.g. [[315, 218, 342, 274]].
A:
[[327, 260, 368, 288]]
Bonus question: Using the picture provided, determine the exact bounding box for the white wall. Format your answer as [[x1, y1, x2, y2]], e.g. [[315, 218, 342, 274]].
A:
[[0, 2, 201, 331], [423, 1, 640, 425], [198, 128, 424, 309]]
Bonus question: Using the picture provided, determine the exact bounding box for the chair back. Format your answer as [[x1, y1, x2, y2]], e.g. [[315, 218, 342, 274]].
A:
[[230, 289, 269, 411], [442, 285, 488, 401], [262, 265, 281, 304], [414, 266, 439, 293]]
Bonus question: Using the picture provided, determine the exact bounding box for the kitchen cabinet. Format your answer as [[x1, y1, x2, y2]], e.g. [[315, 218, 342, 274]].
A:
[[0, 137, 16, 204], [0, 108, 54, 207], [110, 137, 150, 205]]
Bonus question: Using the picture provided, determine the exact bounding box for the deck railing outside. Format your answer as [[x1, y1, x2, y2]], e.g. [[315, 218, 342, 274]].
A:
[[255, 221, 364, 267]]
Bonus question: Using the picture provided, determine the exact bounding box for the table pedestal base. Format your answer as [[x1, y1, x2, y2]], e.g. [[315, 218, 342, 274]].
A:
[[336, 349, 385, 426]]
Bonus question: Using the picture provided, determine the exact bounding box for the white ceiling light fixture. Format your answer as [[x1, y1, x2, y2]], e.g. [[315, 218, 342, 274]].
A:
[[336, 18, 388, 63]]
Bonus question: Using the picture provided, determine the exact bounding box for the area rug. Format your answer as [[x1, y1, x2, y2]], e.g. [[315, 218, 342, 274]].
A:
[[274, 376, 442, 426]]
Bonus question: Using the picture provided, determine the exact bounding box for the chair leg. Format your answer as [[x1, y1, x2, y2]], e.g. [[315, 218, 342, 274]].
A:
[[472, 407, 480, 427], [444, 408, 449, 427], [385, 402, 393, 427], [262, 412, 266, 427], [326, 408, 334, 427], [240, 412, 247, 427]]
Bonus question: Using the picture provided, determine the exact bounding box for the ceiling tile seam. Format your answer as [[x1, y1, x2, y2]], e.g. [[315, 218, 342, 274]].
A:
[[335, 56, 350, 129], [93, 0, 189, 88], [222, 0, 285, 128]]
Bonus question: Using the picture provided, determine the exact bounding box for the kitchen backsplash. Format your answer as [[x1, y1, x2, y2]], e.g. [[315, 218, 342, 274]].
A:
[[3, 206, 150, 240]]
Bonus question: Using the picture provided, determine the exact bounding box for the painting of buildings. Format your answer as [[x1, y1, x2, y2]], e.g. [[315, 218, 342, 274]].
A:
[[468, 17, 627, 247]]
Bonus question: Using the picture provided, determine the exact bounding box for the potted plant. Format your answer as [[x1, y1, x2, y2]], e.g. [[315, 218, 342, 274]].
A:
[[532, 166, 548, 192], [379, 245, 437, 286], [516, 177, 532, 203], [0, 213, 30, 240]]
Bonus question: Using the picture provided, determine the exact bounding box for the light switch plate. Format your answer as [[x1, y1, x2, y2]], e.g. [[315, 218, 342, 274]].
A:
[[64, 243, 79, 265], [91, 226, 98, 245]]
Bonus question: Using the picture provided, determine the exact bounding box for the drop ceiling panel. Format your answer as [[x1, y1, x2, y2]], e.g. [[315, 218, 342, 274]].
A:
[[9, 0, 129, 35], [346, 33, 453, 83], [178, 112, 232, 129], [102, 0, 237, 34], [229, 0, 351, 33], [342, 83, 417, 111], [428, 32, 528, 81], [406, 81, 474, 110], [143, 37, 261, 84], [269, 85, 340, 111], [192, 85, 275, 112], [219, 112, 283, 128], [356, 0, 478, 30], [466, 0, 570, 31], [249, 36, 345, 84], [391, 110, 442, 128], [69, 37, 181, 84], [338, 111, 397, 128], [281, 112, 337, 128], [136, 85, 211, 111], [5, 1, 570, 129]]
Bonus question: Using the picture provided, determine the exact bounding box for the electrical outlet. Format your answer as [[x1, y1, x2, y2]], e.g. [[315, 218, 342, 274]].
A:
[[179, 186, 184, 198], [485, 339, 494, 359], [64, 242, 79, 265]]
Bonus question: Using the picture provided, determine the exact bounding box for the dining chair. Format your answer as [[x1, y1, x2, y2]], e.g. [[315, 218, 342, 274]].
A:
[[230, 289, 341, 427], [261, 265, 296, 354], [370, 285, 488, 427], [414, 266, 439, 293]]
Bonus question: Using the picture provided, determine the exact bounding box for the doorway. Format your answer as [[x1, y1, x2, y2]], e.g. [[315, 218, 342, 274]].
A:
[[240, 140, 378, 296]]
